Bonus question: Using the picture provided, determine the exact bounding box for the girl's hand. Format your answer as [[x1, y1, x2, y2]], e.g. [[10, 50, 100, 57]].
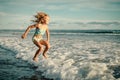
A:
[[21, 34, 26, 39]]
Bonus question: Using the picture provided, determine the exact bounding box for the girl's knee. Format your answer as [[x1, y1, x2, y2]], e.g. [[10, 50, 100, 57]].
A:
[[46, 45, 50, 49], [47, 43, 51, 49], [38, 46, 43, 51], [48, 45, 50, 49]]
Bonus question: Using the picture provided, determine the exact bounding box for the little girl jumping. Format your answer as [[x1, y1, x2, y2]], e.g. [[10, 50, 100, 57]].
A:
[[21, 12, 50, 62]]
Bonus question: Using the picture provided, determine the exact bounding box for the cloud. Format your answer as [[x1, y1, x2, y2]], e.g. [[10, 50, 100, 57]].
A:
[[0, 0, 120, 30], [87, 22, 120, 26], [0, 11, 31, 27], [1, 0, 120, 13], [0, 12, 9, 16], [54, 20, 120, 26], [5, 0, 67, 11], [66, 0, 120, 11], [49, 20, 120, 30]]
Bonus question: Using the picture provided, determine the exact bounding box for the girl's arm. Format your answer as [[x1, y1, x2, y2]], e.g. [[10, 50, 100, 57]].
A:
[[46, 27, 50, 42], [21, 25, 36, 39]]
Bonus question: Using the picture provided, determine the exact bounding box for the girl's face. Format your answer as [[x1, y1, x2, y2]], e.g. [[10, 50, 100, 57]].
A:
[[46, 16, 50, 24]]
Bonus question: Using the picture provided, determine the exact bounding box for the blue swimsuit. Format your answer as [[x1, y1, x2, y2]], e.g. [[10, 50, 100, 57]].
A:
[[32, 28, 46, 42]]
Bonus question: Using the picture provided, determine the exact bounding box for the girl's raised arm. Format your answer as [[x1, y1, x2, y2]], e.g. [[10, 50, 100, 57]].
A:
[[21, 24, 36, 39]]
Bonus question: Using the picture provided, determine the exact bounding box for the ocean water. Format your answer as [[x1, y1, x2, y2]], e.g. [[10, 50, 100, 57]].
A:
[[0, 29, 120, 80]]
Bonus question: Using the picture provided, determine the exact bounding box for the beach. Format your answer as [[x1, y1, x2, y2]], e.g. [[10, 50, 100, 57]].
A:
[[0, 29, 120, 80]]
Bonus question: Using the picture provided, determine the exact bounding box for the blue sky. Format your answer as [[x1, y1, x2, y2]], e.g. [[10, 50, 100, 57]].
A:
[[0, 0, 120, 30]]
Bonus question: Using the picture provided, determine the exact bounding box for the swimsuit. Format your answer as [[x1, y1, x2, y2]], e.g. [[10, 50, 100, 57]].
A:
[[32, 28, 46, 42]]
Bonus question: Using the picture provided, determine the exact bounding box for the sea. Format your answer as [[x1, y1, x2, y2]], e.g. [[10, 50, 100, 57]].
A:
[[0, 29, 120, 80]]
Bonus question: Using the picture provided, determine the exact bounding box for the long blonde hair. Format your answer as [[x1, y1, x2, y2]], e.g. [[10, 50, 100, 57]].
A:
[[33, 12, 49, 24]]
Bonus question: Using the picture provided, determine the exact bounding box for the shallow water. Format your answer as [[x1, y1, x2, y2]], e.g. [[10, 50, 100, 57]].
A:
[[0, 45, 34, 80], [0, 30, 120, 80]]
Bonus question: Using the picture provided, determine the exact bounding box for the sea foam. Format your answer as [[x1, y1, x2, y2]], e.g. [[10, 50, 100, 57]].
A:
[[0, 36, 120, 80]]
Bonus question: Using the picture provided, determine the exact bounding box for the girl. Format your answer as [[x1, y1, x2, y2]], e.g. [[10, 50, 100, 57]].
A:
[[21, 12, 50, 62]]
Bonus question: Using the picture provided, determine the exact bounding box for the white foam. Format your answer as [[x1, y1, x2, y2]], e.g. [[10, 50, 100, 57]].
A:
[[0, 37, 120, 80]]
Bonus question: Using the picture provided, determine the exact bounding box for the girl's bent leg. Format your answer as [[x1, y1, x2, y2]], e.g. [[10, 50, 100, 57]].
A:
[[43, 47, 49, 59], [33, 41, 43, 62], [33, 48, 42, 61], [40, 40, 50, 59]]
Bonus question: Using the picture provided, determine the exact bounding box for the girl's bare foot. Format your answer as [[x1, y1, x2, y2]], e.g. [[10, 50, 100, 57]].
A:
[[43, 54, 48, 59], [33, 57, 38, 62]]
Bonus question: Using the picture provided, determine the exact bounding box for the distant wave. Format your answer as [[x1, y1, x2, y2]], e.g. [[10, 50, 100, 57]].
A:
[[0, 29, 120, 36], [50, 30, 120, 33], [50, 30, 120, 36]]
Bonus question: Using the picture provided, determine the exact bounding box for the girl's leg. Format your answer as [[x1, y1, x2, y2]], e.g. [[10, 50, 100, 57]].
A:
[[33, 41, 43, 62], [40, 40, 50, 59]]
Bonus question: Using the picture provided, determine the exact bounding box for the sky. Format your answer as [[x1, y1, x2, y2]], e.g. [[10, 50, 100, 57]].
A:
[[0, 0, 120, 30]]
